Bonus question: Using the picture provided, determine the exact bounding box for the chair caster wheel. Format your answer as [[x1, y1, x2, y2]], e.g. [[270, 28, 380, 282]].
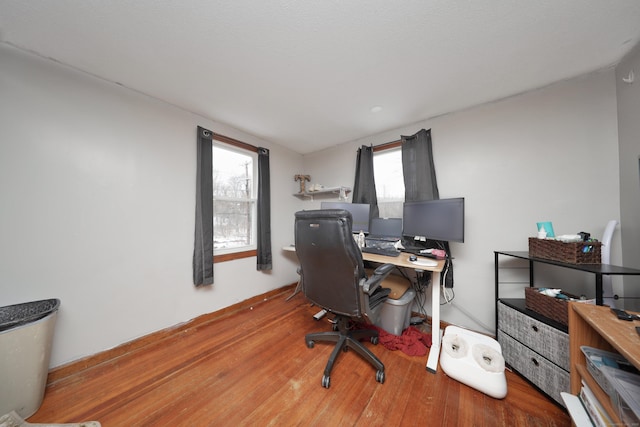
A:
[[371, 336, 379, 345], [322, 375, 331, 388], [306, 340, 314, 349], [376, 370, 385, 384]]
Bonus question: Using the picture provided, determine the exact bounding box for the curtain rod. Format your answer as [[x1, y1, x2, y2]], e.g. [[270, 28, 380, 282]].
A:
[[216, 132, 400, 154], [213, 133, 259, 153], [372, 139, 402, 152]]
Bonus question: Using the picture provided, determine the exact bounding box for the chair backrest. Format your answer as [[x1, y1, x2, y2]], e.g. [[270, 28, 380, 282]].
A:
[[294, 209, 365, 317]]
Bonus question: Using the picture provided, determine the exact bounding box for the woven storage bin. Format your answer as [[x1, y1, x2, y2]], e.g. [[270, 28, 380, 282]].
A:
[[524, 287, 594, 326], [528, 237, 602, 264]]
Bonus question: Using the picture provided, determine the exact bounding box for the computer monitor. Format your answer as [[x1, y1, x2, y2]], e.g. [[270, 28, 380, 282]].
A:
[[402, 197, 465, 243], [369, 217, 403, 239], [320, 202, 371, 233]]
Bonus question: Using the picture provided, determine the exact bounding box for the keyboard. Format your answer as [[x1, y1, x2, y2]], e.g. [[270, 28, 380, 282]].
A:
[[366, 236, 400, 243], [361, 246, 400, 257]]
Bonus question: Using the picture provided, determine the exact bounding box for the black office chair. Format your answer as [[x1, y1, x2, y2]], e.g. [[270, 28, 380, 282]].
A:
[[294, 209, 395, 388]]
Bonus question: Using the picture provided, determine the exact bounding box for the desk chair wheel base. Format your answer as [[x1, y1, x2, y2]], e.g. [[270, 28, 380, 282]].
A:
[[320, 370, 384, 389], [322, 375, 330, 388], [305, 317, 386, 388]]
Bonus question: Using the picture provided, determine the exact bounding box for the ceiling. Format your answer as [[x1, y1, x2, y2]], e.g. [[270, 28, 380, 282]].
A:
[[1, 1, 640, 154]]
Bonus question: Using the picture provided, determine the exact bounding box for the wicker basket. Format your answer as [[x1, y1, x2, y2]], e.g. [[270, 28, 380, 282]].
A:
[[524, 287, 594, 326], [528, 237, 601, 264]]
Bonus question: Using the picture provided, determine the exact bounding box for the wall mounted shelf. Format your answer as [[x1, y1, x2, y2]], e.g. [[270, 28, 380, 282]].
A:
[[293, 186, 351, 200]]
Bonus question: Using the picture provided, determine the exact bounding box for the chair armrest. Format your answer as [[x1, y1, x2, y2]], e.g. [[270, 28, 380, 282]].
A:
[[362, 263, 395, 293]]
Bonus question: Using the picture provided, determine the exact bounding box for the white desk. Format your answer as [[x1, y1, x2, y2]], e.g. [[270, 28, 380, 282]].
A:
[[282, 245, 445, 373], [362, 252, 445, 373]]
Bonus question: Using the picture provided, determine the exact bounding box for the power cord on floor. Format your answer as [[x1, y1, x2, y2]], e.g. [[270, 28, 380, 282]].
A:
[[440, 284, 493, 333], [448, 301, 494, 334]]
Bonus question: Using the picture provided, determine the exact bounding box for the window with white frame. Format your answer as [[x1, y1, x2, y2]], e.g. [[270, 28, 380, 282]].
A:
[[373, 146, 405, 218], [212, 142, 258, 254]]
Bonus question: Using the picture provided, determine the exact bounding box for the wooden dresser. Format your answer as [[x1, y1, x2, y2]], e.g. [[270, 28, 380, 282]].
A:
[[566, 302, 640, 425]]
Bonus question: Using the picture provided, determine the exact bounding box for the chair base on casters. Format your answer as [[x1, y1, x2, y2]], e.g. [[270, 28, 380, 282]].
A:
[[305, 317, 385, 388]]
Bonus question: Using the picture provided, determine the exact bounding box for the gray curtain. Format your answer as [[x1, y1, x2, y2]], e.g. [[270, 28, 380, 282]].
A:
[[401, 129, 439, 201], [193, 126, 214, 287], [352, 145, 379, 222], [257, 147, 272, 270], [401, 128, 453, 288]]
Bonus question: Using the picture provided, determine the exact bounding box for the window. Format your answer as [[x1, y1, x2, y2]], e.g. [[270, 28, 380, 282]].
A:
[[373, 145, 405, 218], [212, 141, 258, 255]]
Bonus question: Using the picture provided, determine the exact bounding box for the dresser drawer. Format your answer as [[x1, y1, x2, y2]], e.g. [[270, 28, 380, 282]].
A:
[[498, 330, 569, 407], [497, 301, 569, 371]]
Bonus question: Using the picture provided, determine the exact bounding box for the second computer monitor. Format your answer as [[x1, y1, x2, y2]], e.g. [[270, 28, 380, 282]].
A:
[[402, 197, 465, 243], [320, 201, 371, 233]]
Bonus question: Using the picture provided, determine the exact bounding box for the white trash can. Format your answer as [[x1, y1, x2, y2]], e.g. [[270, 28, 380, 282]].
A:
[[0, 299, 60, 418]]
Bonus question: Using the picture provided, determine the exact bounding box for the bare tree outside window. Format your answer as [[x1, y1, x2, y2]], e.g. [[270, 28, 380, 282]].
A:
[[373, 147, 404, 218], [212, 144, 257, 252]]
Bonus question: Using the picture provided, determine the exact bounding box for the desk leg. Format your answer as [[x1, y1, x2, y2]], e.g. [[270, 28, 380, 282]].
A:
[[426, 271, 441, 373], [286, 278, 301, 301], [286, 268, 302, 301]]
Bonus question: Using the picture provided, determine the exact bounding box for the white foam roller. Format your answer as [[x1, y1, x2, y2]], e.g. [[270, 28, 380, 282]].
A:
[[442, 333, 468, 359], [472, 343, 505, 374], [439, 325, 507, 399]]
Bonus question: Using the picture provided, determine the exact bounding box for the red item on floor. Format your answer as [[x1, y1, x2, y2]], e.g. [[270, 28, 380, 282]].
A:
[[361, 324, 432, 356]]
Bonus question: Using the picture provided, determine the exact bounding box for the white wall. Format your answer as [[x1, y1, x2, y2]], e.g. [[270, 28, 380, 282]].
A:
[[0, 40, 628, 369], [303, 70, 622, 333], [0, 44, 304, 367], [616, 43, 640, 311]]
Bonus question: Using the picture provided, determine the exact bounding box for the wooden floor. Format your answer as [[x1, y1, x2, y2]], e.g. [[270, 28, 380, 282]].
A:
[[29, 288, 571, 426]]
